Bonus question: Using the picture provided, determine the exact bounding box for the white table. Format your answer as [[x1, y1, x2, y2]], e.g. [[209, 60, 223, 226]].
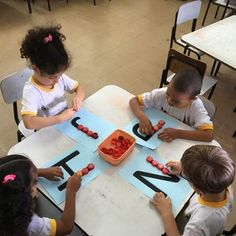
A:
[[182, 15, 236, 70], [8, 85, 219, 236]]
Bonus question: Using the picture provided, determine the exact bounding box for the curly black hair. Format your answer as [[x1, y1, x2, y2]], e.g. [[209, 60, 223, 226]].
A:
[[20, 24, 71, 75], [0, 155, 35, 236]]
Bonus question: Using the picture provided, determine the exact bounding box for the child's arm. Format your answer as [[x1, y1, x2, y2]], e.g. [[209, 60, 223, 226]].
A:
[[56, 172, 81, 236], [72, 85, 85, 111], [129, 97, 154, 135], [38, 167, 64, 181], [152, 192, 181, 236], [158, 128, 214, 142], [22, 108, 76, 130]]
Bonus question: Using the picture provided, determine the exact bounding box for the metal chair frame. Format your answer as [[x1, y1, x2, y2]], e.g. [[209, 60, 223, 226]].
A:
[[171, 0, 203, 60], [0, 68, 33, 142], [202, 0, 236, 26]]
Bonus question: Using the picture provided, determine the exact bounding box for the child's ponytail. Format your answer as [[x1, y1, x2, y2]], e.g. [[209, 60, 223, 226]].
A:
[[20, 24, 71, 75]]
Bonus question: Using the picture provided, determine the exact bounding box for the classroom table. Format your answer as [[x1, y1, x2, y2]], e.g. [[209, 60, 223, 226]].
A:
[[8, 85, 219, 236], [182, 15, 236, 70]]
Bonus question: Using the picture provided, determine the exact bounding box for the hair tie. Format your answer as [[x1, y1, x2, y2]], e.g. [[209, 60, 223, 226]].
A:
[[44, 34, 53, 44], [3, 174, 16, 184]]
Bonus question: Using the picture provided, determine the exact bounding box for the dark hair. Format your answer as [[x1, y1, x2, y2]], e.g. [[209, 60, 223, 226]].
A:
[[181, 145, 235, 194], [171, 68, 202, 98], [20, 24, 71, 75], [0, 155, 35, 236]]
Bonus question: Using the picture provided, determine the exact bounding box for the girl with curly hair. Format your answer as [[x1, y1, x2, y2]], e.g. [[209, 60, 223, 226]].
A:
[[20, 25, 85, 131]]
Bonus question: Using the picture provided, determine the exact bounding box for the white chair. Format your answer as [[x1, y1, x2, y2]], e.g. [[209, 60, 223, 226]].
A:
[[0, 68, 34, 142], [170, 0, 204, 60], [198, 95, 216, 120]]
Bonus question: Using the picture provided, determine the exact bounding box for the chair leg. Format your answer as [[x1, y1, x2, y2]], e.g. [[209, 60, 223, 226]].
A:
[[93, 0, 96, 5], [214, 61, 221, 76], [211, 60, 217, 75], [207, 84, 217, 100], [17, 130, 22, 142], [222, 0, 230, 19], [47, 0, 51, 11], [214, 5, 220, 18], [202, 0, 212, 26], [26, 0, 32, 14]]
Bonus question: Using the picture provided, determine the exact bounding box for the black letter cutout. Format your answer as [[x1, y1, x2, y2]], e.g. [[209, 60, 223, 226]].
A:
[[52, 150, 80, 191], [132, 123, 153, 141], [71, 117, 81, 128], [133, 171, 180, 197]]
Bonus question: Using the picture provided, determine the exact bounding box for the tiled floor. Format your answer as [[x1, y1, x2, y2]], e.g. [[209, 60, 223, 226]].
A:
[[0, 0, 235, 233]]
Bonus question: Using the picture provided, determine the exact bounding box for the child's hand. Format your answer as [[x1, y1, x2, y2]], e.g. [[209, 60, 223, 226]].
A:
[[40, 167, 64, 181], [72, 96, 83, 112], [151, 192, 172, 217], [139, 116, 154, 135], [165, 161, 182, 175], [158, 128, 178, 142], [66, 173, 82, 194], [60, 108, 76, 121]]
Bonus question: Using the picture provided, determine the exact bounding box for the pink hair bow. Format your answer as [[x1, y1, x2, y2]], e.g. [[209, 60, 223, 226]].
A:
[[44, 34, 53, 44], [3, 174, 16, 184]]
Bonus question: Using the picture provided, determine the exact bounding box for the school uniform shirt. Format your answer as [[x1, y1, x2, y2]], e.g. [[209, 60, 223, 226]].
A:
[[28, 214, 56, 236], [21, 74, 79, 117], [137, 88, 213, 130], [182, 190, 234, 236]]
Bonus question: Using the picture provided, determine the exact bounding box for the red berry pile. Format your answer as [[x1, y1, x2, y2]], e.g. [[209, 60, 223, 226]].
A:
[[77, 124, 99, 139], [101, 136, 132, 159], [152, 120, 165, 132], [80, 163, 95, 176], [146, 155, 170, 175]]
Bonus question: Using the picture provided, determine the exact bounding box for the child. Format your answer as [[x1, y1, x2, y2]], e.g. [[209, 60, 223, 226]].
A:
[[129, 69, 214, 142], [0, 154, 81, 235], [20, 25, 85, 130], [152, 145, 235, 236]]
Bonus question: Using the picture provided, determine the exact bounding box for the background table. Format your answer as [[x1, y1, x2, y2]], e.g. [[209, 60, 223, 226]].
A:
[[182, 15, 236, 70], [8, 85, 219, 236]]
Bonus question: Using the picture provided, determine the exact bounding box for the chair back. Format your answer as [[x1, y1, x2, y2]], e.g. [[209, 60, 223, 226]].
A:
[[171, 0, 202, 52], [176, 0, 202, 25], [0, 68, 33, 125], [160, 49, 206, 87], [1, 68, 33, 104], [198, 95, 216, 120]]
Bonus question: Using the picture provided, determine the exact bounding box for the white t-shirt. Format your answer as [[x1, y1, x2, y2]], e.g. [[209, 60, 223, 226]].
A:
[[138, 88, 213, 130], [28, 214, 56, 236], [183, 190, 234, 236], [21, 74, 79, 117]]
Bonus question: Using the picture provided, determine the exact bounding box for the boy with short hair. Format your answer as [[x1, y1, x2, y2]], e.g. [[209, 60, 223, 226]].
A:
[[152, 145, 235, 236], [129, 69, 214, 142]]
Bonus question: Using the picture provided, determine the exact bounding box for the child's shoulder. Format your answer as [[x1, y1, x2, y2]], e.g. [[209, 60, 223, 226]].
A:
[[144, 87, 167, 96], [189, 97, 206, 110]]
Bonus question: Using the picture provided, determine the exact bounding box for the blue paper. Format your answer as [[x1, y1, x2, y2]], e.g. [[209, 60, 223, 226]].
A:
[[39, 144, 110, 205], [55, 108, 116, 152], [118, 147, 192, 215], [124, 109, 178, 149]]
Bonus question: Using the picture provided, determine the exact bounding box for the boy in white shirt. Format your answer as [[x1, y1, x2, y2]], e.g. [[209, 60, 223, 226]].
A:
[[152, 145, 235, 236], [129, 69, 213, 142]]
